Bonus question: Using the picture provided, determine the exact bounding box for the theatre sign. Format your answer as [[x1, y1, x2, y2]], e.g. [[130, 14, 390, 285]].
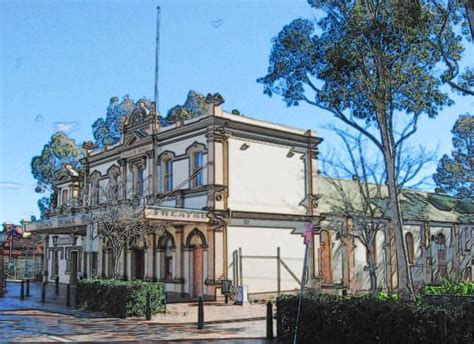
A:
[[145, 206, 209, 223]]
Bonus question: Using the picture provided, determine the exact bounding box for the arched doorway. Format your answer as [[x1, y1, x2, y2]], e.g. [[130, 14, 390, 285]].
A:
[[186, 229, 207, 298], [133, 249, 145, 280], [433, 233, 447, 281], [320, 230, 332, 284], [158, 231, 176, 280]]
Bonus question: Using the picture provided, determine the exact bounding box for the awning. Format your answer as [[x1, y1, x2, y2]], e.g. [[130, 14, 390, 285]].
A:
[[24, 214, 87, 234]]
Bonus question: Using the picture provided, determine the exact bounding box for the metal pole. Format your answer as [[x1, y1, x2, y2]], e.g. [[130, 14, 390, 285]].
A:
[[154, 6, 161, 114], [26, 279, 30, 297], [238, 247, 243, 288], [277, 247, 281, 297], [293, 243, 309, 344], [55, 276, 59, 295]]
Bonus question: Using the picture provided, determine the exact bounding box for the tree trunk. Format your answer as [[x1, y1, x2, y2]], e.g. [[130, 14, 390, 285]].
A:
[[112, 251, 121, 280], [367, 248, 377, 298], [375, 110, 415, 300]]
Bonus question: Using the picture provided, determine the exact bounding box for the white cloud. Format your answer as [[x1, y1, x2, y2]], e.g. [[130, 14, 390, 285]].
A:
[[54, 121, 79, 134], [0, 182, 34, 190]]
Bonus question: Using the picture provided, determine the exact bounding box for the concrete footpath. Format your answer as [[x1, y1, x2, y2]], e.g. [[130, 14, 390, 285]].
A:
[[0, 281, 276, 342]]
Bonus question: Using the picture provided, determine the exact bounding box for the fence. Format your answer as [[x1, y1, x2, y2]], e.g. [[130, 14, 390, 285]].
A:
[[231, 247, 303, 296]]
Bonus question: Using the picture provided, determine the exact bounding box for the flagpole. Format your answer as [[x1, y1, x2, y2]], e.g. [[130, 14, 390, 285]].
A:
[[154, 5, 161, 114]]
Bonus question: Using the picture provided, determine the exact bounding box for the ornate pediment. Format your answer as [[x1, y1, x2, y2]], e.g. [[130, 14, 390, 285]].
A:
[[55, 164, 79, 184]]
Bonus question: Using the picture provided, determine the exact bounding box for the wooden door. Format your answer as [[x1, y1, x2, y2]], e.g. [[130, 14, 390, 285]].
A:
[[193, 246, 203, 297], [70, 251, 78, 284]]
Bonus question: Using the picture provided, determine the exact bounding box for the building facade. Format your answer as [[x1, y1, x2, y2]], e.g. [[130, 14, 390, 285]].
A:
[[25, 94, 473, 300]]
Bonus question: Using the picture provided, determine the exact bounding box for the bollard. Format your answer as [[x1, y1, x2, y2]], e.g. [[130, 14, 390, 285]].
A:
[[41, 282, 46, 303], [0, 274, 3, 298], [66, 284, 71, 307], [266, 302, 273, 339], [26, 279, 30, 297], [197, 296, 204, 329], [20, 280, 25, 300], [145, 290, 152, 320], [55, 276, 59, 295]]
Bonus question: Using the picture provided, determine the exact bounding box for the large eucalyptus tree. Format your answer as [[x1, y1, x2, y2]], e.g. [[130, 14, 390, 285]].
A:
[[258, 0, 467, 298]]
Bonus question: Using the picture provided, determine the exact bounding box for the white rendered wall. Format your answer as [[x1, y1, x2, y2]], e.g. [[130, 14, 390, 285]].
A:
[[227, 138, 306, 214], [227, 225, 305, 294]]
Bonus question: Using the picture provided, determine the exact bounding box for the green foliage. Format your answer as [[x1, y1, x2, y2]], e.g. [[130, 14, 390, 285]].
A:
[[76, 279, 166, 318], [277, 294, 473, 343], [92, 95, 153, 148], [423, 277, 474, 296], [31, 132, 82, 216], [165, 90, 207, 123], [433, 114, 474, 198], [376, 290, 400, 301]]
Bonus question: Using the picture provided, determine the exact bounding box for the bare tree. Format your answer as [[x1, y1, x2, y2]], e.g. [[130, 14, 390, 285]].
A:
[[321, 127, 437, 296], [85, 182, 163, 279]]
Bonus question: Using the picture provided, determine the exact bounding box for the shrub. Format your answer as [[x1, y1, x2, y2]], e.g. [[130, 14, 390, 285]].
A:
[[423, 277, 474, 296], [76, 279, 166, 318], [276, 294, 474, 344]]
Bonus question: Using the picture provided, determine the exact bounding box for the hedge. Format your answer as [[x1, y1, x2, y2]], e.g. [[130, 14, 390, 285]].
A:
[[76, 279, 166, 318], [277, 295, 474, 344]]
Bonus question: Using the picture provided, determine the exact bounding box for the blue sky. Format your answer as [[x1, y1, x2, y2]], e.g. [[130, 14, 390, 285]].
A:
[[0, 0, 472, 224]]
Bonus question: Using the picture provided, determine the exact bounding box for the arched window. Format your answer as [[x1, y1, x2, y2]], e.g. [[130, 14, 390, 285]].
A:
[[186, 143, 206, 189], [435, 233, 446, 252], [192, 151, 204, 187], [90, 172, 100, 206], [164, 158, 173, 192], [108, 166, 120, 199], [405, 232, 415, 265]]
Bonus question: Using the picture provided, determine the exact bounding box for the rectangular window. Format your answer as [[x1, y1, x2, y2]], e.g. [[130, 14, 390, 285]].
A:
[[61, 189, 69, 206], [137, 168, 144, 196], [193, 151, 204, 187], [164, 159, 173, 192]]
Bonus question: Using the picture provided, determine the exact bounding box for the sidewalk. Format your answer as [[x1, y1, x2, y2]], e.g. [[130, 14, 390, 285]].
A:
[[0, 282, 275, 342]]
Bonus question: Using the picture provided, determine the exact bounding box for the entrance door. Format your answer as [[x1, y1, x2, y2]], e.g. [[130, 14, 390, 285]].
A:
[[135, 250, 145, 280], [70, 251, 78, 284], [320, 231, 332, 284], [193, 246, 203, 297]]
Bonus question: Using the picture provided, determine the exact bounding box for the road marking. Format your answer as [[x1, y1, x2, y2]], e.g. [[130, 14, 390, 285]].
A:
[[47, 335, 73, 342]]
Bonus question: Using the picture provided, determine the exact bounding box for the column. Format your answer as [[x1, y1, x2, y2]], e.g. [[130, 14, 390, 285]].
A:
[[126, 250, 132, 280]]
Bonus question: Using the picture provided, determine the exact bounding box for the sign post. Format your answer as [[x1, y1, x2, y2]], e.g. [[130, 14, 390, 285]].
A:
[[293, 223, 313, 344]]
